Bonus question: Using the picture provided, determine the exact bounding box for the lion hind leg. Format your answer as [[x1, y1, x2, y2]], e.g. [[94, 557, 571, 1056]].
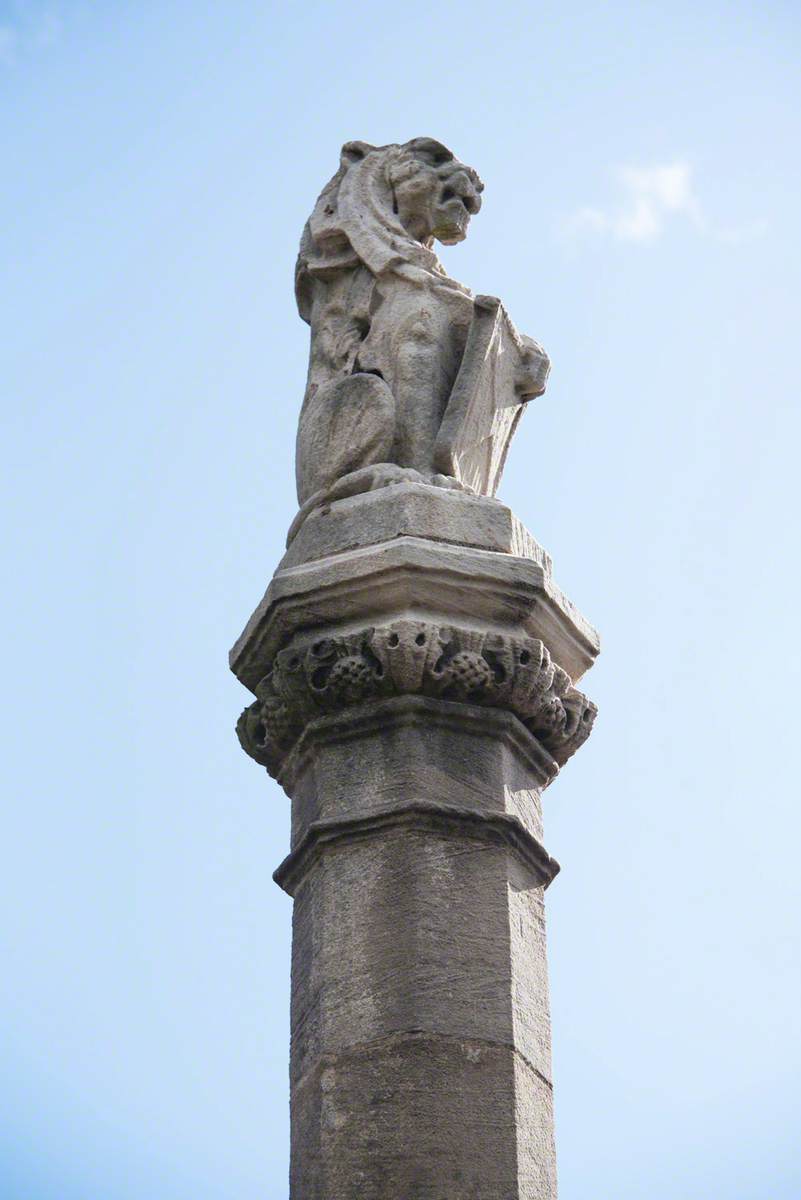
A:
[[295, 372, 396, 505]]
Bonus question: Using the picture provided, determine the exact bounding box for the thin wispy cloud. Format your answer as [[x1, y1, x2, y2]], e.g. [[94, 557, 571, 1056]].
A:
[[563, 161, 766, 246]]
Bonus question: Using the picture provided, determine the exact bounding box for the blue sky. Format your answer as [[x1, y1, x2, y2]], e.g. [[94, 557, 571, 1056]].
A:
[[2, 2, 800, 1197]]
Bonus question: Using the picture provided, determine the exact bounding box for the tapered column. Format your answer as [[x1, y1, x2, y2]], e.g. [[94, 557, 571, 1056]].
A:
[[231, 485, 598, 1199], [282, 697, 558, 1199]]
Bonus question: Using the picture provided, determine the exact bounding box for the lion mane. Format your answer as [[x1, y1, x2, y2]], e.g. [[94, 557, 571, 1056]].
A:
[[295, 138, 479, 321]]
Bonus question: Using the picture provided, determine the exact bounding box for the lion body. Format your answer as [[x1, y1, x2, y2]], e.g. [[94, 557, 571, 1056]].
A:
[[291, 138, 548, 533]]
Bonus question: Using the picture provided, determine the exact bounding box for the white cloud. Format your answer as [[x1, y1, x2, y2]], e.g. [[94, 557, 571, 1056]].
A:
[[616, 163, 703, 240], [565, 161, 701, 243], [562, 161, 765, 247]]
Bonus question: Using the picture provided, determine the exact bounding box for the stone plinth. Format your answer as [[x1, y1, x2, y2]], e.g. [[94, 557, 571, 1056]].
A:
[[231, 484, 598, 1199]]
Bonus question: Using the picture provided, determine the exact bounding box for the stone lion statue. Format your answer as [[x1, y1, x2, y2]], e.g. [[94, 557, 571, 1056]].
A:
[[291, 137, 549, 541]]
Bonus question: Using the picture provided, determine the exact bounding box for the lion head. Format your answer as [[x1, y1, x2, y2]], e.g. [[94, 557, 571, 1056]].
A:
[[297, 138, 484, 319], [384, 137, 484, 246]]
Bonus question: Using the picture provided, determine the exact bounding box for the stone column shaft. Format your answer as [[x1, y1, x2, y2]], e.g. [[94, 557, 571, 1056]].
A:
[[279, 696, 557, 1197], [232, 486, 599, 1199]]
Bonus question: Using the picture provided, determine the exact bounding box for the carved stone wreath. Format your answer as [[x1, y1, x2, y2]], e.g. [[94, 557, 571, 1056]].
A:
[[237, 620, 596, 779]]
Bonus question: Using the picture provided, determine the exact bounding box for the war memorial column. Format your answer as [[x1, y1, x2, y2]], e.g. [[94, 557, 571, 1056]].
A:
[[231, 137, 599, 1199]]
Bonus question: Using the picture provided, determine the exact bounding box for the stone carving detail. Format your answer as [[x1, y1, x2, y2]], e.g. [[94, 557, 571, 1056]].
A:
[[237, 621, 596, 778], [291, 138, 550, 540]]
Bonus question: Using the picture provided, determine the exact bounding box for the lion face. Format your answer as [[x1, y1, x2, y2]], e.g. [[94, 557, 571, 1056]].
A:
[[387, 137, 484, 247]]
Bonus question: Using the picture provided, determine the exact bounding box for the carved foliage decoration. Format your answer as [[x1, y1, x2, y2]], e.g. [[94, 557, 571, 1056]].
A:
[[237, 620, 596, 778]]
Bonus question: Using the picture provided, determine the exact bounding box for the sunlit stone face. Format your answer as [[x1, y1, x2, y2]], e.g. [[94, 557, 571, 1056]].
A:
[[389, 136, 484, 246]]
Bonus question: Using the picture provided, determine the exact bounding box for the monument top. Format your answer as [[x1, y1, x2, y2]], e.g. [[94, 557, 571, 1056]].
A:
[[290, 137, 551, 541]]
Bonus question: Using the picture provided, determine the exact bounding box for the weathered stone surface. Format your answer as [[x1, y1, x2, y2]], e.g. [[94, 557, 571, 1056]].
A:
[[280, 481, 552, 569], [237, 621, 596, 780], [230, 137, 600, 1199], [283, 701, 558, 1200], [231, 536, 598, 693], [273, 695, 556, 860], [292, 138, 549, 539], [291, 1035, 553, 1200]]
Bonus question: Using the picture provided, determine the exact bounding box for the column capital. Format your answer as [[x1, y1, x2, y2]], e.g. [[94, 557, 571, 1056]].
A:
[[237, 618, 596, 784]]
